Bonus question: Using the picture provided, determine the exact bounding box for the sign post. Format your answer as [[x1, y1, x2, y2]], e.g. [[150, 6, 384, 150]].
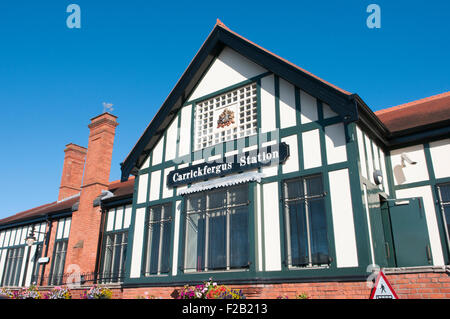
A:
[[369, 271, 398, 299]]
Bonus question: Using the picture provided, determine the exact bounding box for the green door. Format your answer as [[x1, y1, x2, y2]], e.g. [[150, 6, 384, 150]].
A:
[[388, 198, 433, 267], [380, 200, 396, 267]]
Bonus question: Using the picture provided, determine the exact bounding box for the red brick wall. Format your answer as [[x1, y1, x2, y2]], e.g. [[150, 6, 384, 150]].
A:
[[387, 272, 450, 299], [29, 271, 450, 299], [58, 144, 87, 201], [119, 272, 450, 299]]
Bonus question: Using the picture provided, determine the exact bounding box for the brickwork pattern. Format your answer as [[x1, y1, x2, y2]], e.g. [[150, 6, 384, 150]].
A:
[[81, 272, 450, 299]]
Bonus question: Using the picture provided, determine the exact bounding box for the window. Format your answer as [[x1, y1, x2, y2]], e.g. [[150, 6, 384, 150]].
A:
[[283, 175, 330, 268], [194, 83, 257, 150], [437, 183, 450, 257], [49, 240, 67, 286], [184, 184, 249, 272], [99, 232, 128, 283], [2, 247, 25, 287], [144, 203, 172, 276]]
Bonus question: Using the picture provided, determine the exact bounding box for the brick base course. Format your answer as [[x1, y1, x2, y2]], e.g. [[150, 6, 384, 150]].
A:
[[23, 272, 450, 299], [119, 272, 450, 299]]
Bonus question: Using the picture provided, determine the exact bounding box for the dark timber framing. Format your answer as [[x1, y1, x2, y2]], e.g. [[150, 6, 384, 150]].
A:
[[122, 72, 376, 288]]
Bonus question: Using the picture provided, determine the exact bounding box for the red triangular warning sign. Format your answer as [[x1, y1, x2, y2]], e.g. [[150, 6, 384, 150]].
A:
[[369, 271, 398, 299]]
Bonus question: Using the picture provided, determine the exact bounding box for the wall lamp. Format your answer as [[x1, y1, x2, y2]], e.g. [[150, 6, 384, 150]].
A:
[[25, 225, 47, 247]]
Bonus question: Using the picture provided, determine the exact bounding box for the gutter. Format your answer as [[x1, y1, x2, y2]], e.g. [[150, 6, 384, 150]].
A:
[[0, 210, 73, 231]]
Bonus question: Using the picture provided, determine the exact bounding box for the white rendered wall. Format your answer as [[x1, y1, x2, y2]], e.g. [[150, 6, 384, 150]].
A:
[[172, 200, 182, 276], [149, 170, 161, 201], [279, 78, 296, 129], [262, 182, 282, 271], [391, 145, 429, 185], [300, 90, 318, 124], [152, 137, 164, 166], [429, 139, 450, 179], [356, 126, 368, 179], [130, 208, 146, 278], [165, 116, 179, 162], [302, 129, 322, 169], [325, 123, 347, 165], [137, 174, 149, 204], [260, 75, 276, 133], [188, 47, 267, 102], [178, 105, 192, 158], [328, 169, 359, 268], [281, 134, 299, 174]]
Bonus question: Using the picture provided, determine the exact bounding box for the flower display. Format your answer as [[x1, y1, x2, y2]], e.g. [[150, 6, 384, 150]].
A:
[[176, 278, 245, 299], [16, 285, 42, 299], [83, 285, 113, 299], [0, 287, 14, 298], [45, 286, 72, 299]]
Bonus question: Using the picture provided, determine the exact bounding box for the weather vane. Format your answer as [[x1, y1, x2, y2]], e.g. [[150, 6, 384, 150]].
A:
[[102, 102, 114, 113]]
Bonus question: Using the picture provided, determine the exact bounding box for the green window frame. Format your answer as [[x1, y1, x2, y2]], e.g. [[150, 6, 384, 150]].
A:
[[48, 239, 68, 286], [183, 184, 250, 273], [99, 231, 128, 283], [143, 202, 173, 276], [282, 174, 331, 268], [2, 246, 25, 287]]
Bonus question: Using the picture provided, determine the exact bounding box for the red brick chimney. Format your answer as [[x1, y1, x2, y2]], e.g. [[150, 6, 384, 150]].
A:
[[65, 112, 118, 275], [58, 144, 87, 201]]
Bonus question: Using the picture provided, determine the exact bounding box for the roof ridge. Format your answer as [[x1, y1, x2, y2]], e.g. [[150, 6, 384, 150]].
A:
[[375, 91, 450, 115], [215, 22, 351, 95]]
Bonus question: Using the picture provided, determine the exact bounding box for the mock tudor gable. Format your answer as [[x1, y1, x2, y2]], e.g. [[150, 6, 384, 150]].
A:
[[121, 20, 359, 180]]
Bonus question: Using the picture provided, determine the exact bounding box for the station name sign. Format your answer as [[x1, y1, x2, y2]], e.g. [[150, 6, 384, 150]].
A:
[[167, 142, 290, 187]]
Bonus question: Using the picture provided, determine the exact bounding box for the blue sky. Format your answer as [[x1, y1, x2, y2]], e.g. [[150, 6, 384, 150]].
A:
[[0, 0, 448, 219]]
